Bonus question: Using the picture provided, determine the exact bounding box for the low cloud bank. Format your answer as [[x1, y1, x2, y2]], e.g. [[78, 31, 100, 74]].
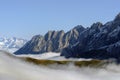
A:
[[0, 52, 120, 80]]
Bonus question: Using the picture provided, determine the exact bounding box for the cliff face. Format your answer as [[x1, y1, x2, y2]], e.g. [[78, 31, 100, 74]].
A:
[[14, 25, 85, 54], [15, 13, 120, 60], [61, 13, 120, 59]]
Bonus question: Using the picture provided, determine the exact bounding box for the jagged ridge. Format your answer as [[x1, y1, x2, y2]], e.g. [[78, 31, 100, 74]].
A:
[[15, 25, 85, 54], [61, 13, 120, 60], [15, 13, 120, 60]]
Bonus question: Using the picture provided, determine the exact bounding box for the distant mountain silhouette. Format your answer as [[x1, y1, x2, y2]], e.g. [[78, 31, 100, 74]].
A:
[[0, 37, 27, 53]]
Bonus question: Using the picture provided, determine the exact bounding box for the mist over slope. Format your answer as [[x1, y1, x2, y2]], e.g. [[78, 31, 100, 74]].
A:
[[1, 51, 120, 80]]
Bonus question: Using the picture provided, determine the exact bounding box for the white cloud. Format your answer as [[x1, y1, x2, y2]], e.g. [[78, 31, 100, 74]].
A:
[[0, 52, 120, 80]]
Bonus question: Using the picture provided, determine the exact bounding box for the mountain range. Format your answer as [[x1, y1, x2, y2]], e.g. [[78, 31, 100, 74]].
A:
[[61, 13, 120, 60], [15, 13, 120, 60], [15, 25, 85, 54], [0, 37, 27, 53]]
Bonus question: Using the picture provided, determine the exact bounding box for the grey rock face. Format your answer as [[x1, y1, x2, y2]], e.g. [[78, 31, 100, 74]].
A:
[[114, 13, 120, 22], [15, 13, 120, 60], [61, 13, 120, 59], [14, 25, 85, 54]]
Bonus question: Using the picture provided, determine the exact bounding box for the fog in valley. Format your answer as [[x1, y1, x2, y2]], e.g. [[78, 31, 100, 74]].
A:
[[0, 51, 120, 80]]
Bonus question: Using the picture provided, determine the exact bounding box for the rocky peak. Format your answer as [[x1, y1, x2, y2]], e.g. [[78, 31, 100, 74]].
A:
[[68, 25, 85, 36], [32, 35, 43, 40], [44, 31, 54, 41], [15, 13, 120, 58], [44, 30, 65, 41], [61, 13, 120, 59], [15, 26, 85, 54], [31, 35, 44, 43], [59, 30, 65, 35], [91, 22, 103, 29], [114, 12, 120, 22], [73, 25, 85, 30]]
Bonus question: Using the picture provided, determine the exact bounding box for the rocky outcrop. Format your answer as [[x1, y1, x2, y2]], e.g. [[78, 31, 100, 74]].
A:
[[15, 13, 120, 60], [61, 13, 120, 59], [14, 25, 85, 54]]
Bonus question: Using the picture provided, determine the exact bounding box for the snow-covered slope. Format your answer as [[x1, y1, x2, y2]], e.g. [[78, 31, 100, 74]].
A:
[[0, 37, 27, 53]]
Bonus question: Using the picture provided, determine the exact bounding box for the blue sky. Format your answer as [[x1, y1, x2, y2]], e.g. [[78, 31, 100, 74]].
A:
[[0, 0, 120, 39]]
